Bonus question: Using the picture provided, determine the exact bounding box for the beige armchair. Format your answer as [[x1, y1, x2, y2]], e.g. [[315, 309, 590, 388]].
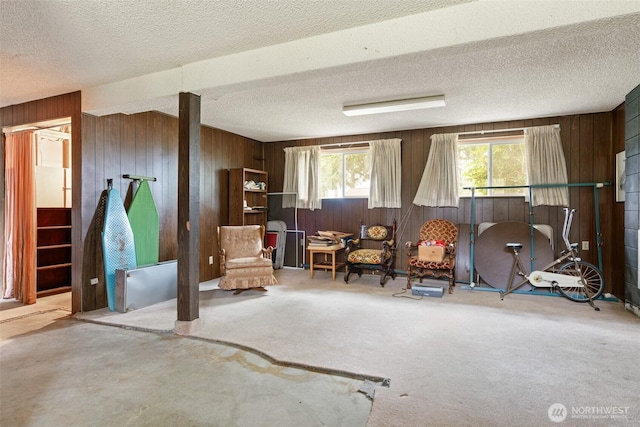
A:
[[217, 225, 277, 292]]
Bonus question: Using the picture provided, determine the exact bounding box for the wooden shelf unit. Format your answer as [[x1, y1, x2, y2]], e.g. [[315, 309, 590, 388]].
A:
[[37, 208, 72, 293], [229, 168, 268, 227]]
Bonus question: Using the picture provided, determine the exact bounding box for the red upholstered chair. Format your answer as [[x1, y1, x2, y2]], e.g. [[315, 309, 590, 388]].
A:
[[406, 219, 458, 293]]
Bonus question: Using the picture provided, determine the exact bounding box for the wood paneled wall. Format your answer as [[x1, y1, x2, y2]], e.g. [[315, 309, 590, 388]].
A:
[[264, 112, 624, 297], [80, 111, 263, 311], [1, 96, 626, 309], [1, 92, 82, 312]]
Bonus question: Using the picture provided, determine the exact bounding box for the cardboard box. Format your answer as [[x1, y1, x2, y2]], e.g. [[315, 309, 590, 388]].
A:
[[418, 245, 445, 262]]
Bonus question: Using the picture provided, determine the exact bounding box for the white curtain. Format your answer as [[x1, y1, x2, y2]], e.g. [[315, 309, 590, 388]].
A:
[[282, 146, 321, 211], [525, 126, 569, 207], [369, 138, 402, 209], [413, 133, 459, 207]]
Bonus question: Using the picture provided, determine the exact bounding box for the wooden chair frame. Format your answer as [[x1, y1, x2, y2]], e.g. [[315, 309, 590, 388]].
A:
[[406, 219, 458, 293], [344, 220, 397, 286]]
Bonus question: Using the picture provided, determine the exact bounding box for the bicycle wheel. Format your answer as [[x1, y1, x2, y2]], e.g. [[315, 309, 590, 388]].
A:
[[556, 261, 605, 302]]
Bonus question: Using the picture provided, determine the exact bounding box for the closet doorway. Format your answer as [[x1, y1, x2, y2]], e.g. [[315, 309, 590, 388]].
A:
[[2, 117, 73, 302]]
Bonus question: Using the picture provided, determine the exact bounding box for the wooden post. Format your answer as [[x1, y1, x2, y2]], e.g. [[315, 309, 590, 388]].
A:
[[176, 92, 200, 328]]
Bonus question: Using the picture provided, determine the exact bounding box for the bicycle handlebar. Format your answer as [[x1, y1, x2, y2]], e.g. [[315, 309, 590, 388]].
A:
[[561, 208, 576, 251]]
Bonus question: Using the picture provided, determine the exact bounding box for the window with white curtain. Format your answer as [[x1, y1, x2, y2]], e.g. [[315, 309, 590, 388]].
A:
[[320, 147, 370, 198], [318, 138, 402, 209], [457, 136, 527, 197], [282, 146, 322, 210], [525, 125, 569, 206], [415, 125, 567, 207], [368, 138, 402, 208], [413, 133, 459, 207], [285, 139, 401, 209]]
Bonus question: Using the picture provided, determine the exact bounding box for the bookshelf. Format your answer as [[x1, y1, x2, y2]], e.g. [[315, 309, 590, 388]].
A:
[[229, 168, 268, 227], [36, 208, 72, 294]]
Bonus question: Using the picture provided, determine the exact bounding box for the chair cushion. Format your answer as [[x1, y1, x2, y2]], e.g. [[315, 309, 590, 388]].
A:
[[348, 248, 390, 264], [225, 265, 274, 279], [367, 225, 388, 240], [226, 256, 272, 269], [419, 219, 458, 244], [409, 255, 455, 269], [219, 225, 263, 259]]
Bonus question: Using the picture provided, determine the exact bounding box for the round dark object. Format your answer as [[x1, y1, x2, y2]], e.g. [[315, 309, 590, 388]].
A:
[[474, 222, 555, 290]]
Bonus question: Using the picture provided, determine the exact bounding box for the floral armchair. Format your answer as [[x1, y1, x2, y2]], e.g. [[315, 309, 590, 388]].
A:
[[218, 225, 277, 292], [406, 219, 458, 293], [344, 221, 397, 286]]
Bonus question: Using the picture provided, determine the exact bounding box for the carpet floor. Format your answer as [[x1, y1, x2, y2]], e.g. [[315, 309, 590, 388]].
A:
[[76, 268, 640, 426]]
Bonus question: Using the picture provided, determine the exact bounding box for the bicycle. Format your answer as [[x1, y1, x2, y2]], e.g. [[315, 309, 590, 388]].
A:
[[498, 208, 605, 311]]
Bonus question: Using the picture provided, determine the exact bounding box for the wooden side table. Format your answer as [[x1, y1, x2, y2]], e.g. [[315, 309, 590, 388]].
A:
[[308, 244, 346, 281]]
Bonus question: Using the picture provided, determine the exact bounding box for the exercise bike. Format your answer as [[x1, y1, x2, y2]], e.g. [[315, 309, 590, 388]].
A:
[[498, 208, 605, 311]]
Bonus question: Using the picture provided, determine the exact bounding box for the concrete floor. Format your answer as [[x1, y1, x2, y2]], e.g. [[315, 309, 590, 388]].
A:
[[0, 292, 371, 427], [3, 269, 639, 426]]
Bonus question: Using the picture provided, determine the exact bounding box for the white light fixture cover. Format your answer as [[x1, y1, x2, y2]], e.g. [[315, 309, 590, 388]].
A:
[[343, 95, 445, 116]]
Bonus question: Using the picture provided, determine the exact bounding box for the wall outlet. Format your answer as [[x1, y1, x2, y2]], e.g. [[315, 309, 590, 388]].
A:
[[90, 278, 99, 285], [209, 256, 214, 265], [582, 241, 589, 251]]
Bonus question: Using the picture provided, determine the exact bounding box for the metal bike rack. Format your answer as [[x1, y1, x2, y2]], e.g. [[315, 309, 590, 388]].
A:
[[466, 182, 610, 286]]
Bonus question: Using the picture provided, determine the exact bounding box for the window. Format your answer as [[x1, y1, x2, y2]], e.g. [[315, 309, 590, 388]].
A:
[[458, 137, 526, 197], [320, 148, 370, 198]]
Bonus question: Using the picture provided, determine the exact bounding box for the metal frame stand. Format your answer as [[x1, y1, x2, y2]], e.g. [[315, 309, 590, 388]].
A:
[[467, 182, 609, 287]]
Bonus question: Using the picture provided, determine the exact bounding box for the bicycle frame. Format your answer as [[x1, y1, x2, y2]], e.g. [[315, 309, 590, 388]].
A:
[[500, 208, 601, 310]]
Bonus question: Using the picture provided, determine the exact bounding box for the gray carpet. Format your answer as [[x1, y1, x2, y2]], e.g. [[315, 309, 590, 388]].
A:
[[78, 268, 640, 426]]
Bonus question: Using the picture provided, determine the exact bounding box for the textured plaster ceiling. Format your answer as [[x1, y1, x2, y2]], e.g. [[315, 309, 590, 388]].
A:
[[1, 0, 639, 142]]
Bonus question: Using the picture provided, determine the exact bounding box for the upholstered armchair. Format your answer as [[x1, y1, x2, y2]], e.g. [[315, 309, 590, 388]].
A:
[[217, 225, 277, 292], [406, 219, 458, 293], [344, 221, 397, 286]]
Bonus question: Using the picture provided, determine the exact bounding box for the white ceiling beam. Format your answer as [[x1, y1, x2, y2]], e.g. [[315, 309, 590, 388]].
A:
[[82, 0, 640, 116]]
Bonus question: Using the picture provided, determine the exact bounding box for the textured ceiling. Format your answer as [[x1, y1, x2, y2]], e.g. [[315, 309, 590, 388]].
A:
[[1, 0, 639, 141]]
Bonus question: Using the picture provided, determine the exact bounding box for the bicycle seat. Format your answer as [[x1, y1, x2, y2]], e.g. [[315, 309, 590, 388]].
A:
[[506, 243, 523, 250]]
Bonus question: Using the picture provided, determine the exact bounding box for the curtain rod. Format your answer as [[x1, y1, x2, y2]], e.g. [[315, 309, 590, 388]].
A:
[[462, 181, 609, 190], [35, 129, 71, 139], [4, 120, 71, 134], [318, 137, 401, 149], [283, 138, 400, 150], [282, 142, 368, 151], [456, 124, 559, 136], [318, 141, 370, 149]]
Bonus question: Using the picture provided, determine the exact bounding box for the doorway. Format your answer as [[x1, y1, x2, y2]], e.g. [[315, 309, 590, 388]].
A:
[[2, 117, 72, 301]]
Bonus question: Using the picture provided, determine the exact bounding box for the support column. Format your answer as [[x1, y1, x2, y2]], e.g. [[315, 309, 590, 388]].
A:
[[175, 92, 201, 334]]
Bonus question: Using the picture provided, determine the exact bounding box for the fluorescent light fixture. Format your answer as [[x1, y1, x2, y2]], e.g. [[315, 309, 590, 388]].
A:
[[342, 95, 445, 116]]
